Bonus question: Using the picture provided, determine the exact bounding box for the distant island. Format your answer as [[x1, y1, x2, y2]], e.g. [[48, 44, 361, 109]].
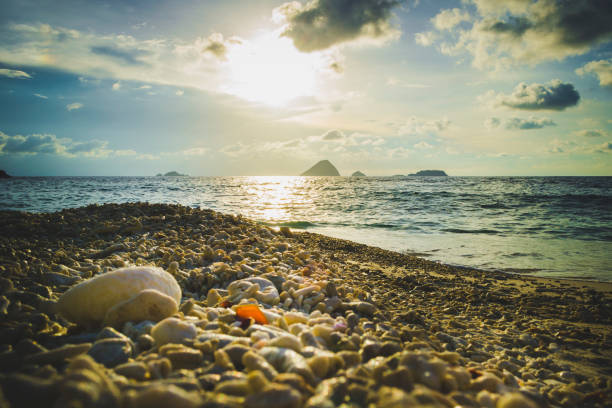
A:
[[351, 171, 366, 177], [408, 170, 448, 176], [156, 171, 188, 177], [0, 170, 11, 178], [301, 160, 340, 176]]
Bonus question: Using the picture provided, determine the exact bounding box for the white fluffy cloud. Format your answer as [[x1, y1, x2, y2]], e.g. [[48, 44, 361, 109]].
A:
[[420, 0, 612, 70], [0, 23, 241, 95], [0, 68, 31, 79], [431, 8, 470, 31], [576, 59, 612, 87], [66, 102, 83, 111], [398, 116, 450, 136]]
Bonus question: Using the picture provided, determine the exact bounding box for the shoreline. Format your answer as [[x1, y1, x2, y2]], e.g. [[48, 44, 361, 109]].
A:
[[1, 203, 610, 407]]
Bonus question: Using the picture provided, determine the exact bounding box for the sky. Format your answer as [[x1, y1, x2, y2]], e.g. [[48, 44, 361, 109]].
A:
[[0, 0, 611, 176]]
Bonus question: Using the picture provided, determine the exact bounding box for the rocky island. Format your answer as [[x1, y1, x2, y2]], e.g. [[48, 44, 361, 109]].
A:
[[0, 170, 11, 178], [408, 170, 448, 176], [0, 203, 610, 408], [351, 171, 366, 177], [300, 160, 340, 176], [156, 171, 188, 177]]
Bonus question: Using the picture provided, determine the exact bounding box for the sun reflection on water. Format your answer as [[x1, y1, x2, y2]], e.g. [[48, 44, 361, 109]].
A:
[[240, 176, 314, 223]]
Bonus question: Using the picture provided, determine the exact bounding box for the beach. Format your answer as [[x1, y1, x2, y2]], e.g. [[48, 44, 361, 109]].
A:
[[0, 202, 610, 407]]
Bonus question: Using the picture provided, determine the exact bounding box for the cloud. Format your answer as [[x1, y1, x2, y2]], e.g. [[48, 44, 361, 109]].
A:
[[422, 1, 612, 70], [181, 147, 208, 156], [202, 33, 239, 60], [504, 117, 555, 130], [321, 129, 344, 141], [0, 68, 31, 79], [112, 82, 121, 90], [431, 8, 470, 31], [33, 93, 48, 99], [66, 102, 83, 111], [575, 129, 608, 138], [398, 116, 450, 136], [548, 138, 612, 155], [414, 141, 434, 149], [274, 0, 402, 52], [493, 80, 579, 111], [593, 141, 612, 153], [0, 130, 157, 159], [576, 59, 612, 87], [415, 31, 437, 46], [175, 90, 184, 96], [484, 117, 501, 129], [90, 45, 148, 66], [0, 23, 243, 97]]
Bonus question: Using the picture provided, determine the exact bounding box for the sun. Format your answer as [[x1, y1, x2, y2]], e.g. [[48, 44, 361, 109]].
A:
[[224, 32, 320, 106]]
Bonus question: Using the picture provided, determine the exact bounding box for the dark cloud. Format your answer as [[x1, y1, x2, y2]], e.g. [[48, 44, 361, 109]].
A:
[[277, 0, 401, 52], [485, 16, 532, 37], [498, 80, 580, 111], [577, 129, 607, 138], [203, 41, 226, 58], [551, 0, 612, 47], [0, 133, 62, 154], [322, 130, 344, 140], [505, 117, 556, 130], [90, 45, 148, 65]]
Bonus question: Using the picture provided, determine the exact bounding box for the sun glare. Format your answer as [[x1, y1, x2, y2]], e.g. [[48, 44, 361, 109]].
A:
[[224, 33, 320, 106]]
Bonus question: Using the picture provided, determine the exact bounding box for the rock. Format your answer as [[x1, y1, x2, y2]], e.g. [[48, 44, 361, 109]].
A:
[[56, 266, 181, 328], [407, 170, 448, 176], [350, 171, 366, 177], [0, 170, 11, 178], [245, 384, 301, 408], [24, 343, 92, 365], [151, 317, 197, 346], [300, 160, 340, 176], [88, 338, 133, 367], [103, 289, 179, 328], [0, 373, 57, 407], [115, 361, 149, 381], [497, 393, 538, 408], [130, 384, 201, 408]]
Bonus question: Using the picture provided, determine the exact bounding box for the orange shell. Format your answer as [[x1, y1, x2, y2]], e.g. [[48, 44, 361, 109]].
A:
[[235, 304, 268, 325]]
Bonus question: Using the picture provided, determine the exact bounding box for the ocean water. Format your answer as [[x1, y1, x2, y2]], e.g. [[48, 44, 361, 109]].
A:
[[1, 176, 611, 281]]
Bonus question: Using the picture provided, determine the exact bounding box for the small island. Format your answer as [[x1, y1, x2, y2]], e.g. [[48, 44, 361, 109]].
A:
[[408, 170, 448, 176], [0, 170, 11, 178], [351, 171, 366, 177], [156, 171, 188, 177], [301, 160, 340, 176]]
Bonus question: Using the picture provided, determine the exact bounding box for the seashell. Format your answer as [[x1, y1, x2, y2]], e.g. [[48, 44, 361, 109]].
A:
[[235, 304, 268, 325], [57, 266, 181, 328]]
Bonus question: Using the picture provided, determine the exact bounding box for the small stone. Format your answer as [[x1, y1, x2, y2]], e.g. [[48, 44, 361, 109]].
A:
[[497, 393, 538, 408], [115, 361, 149, 381], [131, 384, 201, 408], [88, 338, 132, 368], [165, 347, 203, 369], [24, 343, 92, 365], [151, 317, 197, 346], [470, 374, 503, 393], [245, 384, 301, 408]]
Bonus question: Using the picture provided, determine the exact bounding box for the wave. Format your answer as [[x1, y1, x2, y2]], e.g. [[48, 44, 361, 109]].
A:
[[442, 228, 500, 234]]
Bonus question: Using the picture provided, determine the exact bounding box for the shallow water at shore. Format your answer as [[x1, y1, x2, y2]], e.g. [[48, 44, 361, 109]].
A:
[[1, 175, 611, 281]]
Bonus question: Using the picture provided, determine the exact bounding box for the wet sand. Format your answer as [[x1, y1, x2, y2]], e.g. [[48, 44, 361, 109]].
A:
[[0, 203, 610, 407]]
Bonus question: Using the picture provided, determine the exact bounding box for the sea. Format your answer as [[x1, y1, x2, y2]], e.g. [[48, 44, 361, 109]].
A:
[[1, 176, 611, 281]]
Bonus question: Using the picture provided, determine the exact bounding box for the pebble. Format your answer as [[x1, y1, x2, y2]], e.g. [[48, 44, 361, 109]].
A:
[[87, 338, 132, 367], [151, 317, 197, 346]]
